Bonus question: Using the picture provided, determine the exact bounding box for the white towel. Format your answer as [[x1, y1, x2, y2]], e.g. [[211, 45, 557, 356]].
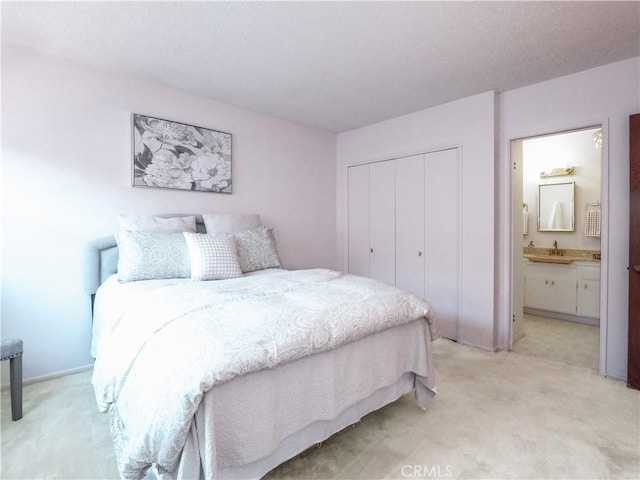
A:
[[523, 209, 529, 237], [584, 209, 601, 237], [548, 202, 563, 229]]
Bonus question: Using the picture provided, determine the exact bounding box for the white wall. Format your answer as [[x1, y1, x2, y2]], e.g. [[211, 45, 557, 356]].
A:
[[1, 46, 337, 380], [4, 47, 636, 383], [337, 91, 496, 351], [498, 57, 640, 379], [522, 128, 602, 251]]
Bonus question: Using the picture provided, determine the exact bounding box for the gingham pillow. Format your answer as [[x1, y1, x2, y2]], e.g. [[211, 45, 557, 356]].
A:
[[183, 232, 242, 281]]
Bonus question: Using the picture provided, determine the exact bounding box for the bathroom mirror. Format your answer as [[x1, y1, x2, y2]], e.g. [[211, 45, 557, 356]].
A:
[[538, 182, 575, 232]]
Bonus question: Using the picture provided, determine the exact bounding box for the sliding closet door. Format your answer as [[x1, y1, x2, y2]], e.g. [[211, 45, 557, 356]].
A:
[[369, 160, 396, 285], [396, 155, 426, 298], [425, 148, 460, 340], [347, 164, 370, 277]]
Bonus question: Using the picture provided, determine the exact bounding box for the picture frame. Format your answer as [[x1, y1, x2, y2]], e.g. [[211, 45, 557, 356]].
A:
[[132, 114, 232, 193]]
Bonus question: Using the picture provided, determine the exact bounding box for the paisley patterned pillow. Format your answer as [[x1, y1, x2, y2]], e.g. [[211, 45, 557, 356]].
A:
[[233, 226, 282, 273], [116, 231, 191, 282]]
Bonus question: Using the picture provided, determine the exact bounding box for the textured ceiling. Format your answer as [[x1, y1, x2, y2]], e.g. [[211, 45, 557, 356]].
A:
[[2, 1, 639, 132]]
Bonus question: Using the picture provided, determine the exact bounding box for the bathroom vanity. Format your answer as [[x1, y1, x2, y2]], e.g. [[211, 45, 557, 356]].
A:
[[523, 255, 600, 323]]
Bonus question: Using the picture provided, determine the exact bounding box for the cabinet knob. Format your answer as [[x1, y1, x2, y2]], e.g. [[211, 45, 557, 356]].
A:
[[418, 251, 422, 256], [545, 280, 549, 285], [370, 248, 374, 253], [584, 284, 588, 289], [551, 281, 555, 286]]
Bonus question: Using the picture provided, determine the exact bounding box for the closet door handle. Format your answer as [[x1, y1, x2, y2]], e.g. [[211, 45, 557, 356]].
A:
[[633, 265, 640, 273]]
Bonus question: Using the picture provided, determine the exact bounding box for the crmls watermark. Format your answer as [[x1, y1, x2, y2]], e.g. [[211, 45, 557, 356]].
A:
[[400, 464, 453, 478]]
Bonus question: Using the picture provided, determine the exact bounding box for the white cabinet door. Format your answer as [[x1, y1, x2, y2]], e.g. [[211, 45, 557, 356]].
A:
[[524, 272, 550, 310], [369, 160, 396, 286], [395, 155, 425, 298], [425, 149, 460, 340], [577, 265, 600, 318], [524, 263, 577, 314], [577, 279, 600, 318], [347, 164, 370, 277], [543, 272, 577, 314]]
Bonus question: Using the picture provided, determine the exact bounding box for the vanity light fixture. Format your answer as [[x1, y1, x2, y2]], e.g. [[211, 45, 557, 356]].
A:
[[540, 166, 575, 178]]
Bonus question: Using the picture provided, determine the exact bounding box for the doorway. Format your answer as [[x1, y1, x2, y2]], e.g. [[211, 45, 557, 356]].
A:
[[511, 127, 603, 371]]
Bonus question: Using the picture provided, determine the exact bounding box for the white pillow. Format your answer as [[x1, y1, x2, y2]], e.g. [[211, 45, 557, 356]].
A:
[[183, 232, 243, 281], [119, 214, 197, 232], [202, 213, 261, 234], [116, 231, 191, 282], [233, 226, 282, 273]]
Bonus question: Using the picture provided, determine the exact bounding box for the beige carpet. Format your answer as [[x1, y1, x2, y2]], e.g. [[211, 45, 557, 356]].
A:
[[513, 314, 599, 371], [2, 339, 638, 479]]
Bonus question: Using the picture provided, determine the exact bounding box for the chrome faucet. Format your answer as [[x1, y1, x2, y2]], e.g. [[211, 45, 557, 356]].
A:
[[551, 240, 559, 255]]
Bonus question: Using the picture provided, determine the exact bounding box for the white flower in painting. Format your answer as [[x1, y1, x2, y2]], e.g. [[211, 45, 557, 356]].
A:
[[190, 153, 231, 190], [142, 118, 197, 147], [200, 131, 231, 156], [142, 150, 193, 189]]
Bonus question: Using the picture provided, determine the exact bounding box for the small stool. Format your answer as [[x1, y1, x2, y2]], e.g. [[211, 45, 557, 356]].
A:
[[1, 337, 23, 421]]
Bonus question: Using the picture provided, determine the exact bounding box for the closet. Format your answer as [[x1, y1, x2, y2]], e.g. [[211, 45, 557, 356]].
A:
[[347, 148, 460, 340]]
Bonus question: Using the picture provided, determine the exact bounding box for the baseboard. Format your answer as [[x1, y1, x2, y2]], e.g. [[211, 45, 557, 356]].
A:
[[524, 308, 599, 326], [605, 371, 627, 382], [457, 339, 498, 353], [0, 363, 93, 388], [512, 330, 525, 343]]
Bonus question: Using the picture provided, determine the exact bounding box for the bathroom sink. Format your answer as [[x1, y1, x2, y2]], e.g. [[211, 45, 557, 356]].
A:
[[527, 254, 575, 264]]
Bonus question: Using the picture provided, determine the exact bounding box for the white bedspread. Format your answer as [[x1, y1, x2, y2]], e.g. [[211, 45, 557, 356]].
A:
[[91, 268, 435, 479]]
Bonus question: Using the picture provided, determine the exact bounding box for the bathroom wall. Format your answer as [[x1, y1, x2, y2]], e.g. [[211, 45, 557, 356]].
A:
[[498, 57, 639, 380], [522, 128, 602, 252]]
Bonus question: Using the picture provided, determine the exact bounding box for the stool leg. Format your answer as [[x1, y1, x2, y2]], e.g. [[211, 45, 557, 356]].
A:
[[9, 355, 22, 421]]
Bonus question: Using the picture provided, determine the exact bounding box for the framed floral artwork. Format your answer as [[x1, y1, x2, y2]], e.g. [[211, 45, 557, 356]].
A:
[[132, 114, 232, 193]]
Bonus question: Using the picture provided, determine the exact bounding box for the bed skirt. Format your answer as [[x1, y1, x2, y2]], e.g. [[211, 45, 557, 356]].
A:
[[149, 318, 435, 480]]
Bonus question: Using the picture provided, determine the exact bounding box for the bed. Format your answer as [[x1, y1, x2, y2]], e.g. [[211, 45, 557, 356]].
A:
[[85, 213, 437, 480]]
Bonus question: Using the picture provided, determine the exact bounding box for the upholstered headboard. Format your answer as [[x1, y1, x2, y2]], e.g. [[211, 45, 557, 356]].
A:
[[83, 213, 263, 297], [83, 214, 207, 296]]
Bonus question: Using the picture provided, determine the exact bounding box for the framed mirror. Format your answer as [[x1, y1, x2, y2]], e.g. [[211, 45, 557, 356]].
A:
[[538, 182, 575, 232]]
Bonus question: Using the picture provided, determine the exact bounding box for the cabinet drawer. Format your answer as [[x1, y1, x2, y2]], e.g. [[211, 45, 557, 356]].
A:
[[578, 264, 600, 281]]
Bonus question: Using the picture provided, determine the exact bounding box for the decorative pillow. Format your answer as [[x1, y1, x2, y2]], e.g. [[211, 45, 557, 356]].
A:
[[202, 213, 261, 234], [183, 232, 243, 281], [119, 214, 197, 233], [233, 226, 282, 273], [116, 231, 191, 282]]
